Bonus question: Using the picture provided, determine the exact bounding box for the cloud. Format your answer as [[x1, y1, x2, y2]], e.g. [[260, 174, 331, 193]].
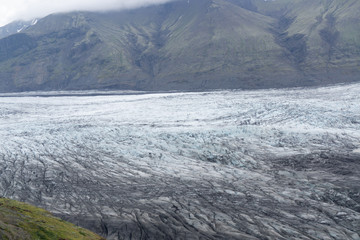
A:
[[0, 0, 173, 26]]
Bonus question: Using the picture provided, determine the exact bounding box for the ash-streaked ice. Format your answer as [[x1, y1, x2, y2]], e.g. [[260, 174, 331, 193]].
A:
[[0, 83, 359, 239]]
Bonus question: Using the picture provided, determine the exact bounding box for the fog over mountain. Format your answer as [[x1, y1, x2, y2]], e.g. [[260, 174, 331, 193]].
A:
[[0, 0, 173, 27]]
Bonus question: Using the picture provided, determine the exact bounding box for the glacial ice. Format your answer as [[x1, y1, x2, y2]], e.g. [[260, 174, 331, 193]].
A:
[[0, 83, 360, 239]]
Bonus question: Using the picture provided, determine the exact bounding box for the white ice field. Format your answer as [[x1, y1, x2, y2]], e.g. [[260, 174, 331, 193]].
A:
[[0, 83, 359, 239]]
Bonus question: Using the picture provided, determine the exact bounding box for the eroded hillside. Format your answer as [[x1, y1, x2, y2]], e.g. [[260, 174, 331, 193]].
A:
[[0, 0, 359, 92]]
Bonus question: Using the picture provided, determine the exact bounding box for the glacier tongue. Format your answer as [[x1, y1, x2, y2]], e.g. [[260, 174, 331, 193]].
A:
[[0, 84, 360, 239]]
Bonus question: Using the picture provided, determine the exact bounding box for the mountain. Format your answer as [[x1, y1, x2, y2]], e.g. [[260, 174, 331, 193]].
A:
[[0, 19, 37, 39], [0, 198, 105, 239], [0, 0, 359, 92]]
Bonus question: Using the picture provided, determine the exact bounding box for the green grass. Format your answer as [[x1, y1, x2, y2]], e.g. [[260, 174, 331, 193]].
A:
[[0, 198, 105, 240]]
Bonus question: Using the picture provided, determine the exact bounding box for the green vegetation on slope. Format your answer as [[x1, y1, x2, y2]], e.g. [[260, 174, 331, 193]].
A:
[[0, 198, 105, 240]]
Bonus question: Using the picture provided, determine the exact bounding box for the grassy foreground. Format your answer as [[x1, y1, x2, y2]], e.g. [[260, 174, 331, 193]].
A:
[[0, 198, 105, 240]]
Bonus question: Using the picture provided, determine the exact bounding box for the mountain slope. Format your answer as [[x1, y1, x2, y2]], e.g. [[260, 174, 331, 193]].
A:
[[0, 0, 359, 92], [254, 0, 360, 84], [0, 20, 37, 39], [0, 198, 105, 240]]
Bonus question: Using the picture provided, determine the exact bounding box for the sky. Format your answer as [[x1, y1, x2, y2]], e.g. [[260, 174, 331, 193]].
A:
[[0, 0, 173, 27]]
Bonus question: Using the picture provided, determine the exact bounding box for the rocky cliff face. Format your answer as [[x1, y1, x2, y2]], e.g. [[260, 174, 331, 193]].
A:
[[0, 0, 359, 92]]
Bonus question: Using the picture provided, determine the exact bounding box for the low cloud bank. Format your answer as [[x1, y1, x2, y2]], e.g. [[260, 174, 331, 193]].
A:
[[0, 0, 173, 26]]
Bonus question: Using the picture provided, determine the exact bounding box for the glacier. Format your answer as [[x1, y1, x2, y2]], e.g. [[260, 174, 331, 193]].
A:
[[0, 83, 360, 239]]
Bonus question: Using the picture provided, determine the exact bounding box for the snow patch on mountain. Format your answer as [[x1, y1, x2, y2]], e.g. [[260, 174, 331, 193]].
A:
[[0, 19, 37, 38]]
